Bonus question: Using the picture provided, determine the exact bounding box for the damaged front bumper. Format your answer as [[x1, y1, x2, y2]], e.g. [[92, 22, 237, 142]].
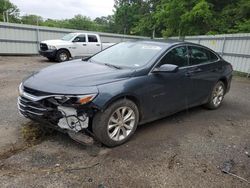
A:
[[17, 86, 98, 133]]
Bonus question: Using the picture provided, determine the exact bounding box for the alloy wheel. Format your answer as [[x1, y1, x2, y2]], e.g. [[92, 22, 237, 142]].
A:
[[212, 83, 224, 107], [59, 52, 68, 61], [107, 107, 136, 141]]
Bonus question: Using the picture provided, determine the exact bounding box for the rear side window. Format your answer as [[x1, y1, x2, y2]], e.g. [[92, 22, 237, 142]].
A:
[[159, 46, 188, 67], [88, 35, 98, 42], [189, 46, 218, 65], [209, 51, 219, 62]]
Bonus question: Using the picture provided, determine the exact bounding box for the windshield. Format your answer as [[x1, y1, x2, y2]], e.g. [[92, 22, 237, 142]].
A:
[[90, 42, 164, 68], [61, 33, 77, 41]]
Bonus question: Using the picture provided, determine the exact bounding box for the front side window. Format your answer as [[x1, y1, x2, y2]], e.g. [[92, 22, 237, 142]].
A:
[[61, 33, 77, 41], [189, 46, 218, 65], [159, 46, 188, 67], [73, 34, 86, 42], [88, 35, 98, 42]]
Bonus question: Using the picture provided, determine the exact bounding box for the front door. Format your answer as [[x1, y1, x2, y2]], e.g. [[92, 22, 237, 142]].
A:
[[145, 45, 191, 117]]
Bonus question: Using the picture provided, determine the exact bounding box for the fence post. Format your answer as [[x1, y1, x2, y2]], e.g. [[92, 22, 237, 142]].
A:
[[221, 36, 226, 57], [36, 28, 40, 54]]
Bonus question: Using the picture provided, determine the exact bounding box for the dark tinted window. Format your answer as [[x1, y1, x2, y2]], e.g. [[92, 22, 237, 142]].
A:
[[73, 34, 86, 42], [88, 35, 98, 42], [189, 46, 218, 65], [209, 51, 219, 61], [159, 46, 188, 67]]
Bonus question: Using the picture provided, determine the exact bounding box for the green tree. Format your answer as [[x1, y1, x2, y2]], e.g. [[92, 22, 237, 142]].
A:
[[131, 0, 162, 37], [0, 0, 19, 22], [21, 14, 43, 25], [94, 15, 116, 33], [181, 0, 213, 35], [113, 0, 144, 34]]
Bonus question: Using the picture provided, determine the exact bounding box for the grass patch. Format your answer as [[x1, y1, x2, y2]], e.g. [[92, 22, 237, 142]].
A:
[[21, 122, 55, 145], [233, 71, 249, 78]]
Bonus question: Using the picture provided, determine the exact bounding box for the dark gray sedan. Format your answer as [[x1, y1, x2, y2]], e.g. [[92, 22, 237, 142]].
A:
[[18, 40, 233, 147]]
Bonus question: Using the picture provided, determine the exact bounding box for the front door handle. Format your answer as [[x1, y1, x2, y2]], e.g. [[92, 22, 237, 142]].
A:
[[83, 44, 87, 46]]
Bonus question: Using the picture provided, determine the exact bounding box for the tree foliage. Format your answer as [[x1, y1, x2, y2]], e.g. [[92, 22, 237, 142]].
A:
[[0, 0, 249, 37], [0, 0, 19, 22], [114, 0, 250, 37]]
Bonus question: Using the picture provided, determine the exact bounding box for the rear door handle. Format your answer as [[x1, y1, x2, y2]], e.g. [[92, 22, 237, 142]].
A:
[[96, 44, 100, 46], [185, 68, 202, 77], [212, 67, 223, 72]]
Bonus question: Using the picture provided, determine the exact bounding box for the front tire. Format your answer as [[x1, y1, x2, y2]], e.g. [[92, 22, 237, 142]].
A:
[[92, 99, 139, 147], [56, 49, 70, 62], [205, 81, 225, 110]]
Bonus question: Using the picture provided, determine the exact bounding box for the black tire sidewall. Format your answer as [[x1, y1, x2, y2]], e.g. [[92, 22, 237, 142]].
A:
[[92, 99, 139, 147]]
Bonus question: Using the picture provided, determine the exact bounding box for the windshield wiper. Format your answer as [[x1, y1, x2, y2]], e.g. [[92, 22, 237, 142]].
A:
[[104, 63, 122, 69]]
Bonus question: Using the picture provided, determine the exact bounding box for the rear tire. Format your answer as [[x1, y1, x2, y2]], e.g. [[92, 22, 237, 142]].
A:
[[92, 99, 139, 147], [56, 49, 70, 62], [205, 81, 225, 110]]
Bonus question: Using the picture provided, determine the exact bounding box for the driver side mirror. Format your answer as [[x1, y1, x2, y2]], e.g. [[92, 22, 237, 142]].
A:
[[72, 37, 80, 42], [153, 64, 179, 73]]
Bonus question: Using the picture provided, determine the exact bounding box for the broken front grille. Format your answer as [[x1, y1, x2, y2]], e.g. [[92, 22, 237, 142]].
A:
[[18, 96, 48, 116]]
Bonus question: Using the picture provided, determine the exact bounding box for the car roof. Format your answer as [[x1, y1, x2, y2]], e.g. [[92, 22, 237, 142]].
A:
[[132, 39, 216, 51], [130, 39, 189, 47]]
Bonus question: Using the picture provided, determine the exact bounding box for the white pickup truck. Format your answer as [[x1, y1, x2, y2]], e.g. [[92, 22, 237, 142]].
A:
[[39, 33, 115, 62]]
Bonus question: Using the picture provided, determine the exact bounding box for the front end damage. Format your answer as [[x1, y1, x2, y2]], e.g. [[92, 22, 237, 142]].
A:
[[17, 84, 99, 144]]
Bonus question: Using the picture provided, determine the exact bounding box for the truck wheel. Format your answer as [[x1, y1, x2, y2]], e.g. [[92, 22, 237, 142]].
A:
[[92, 99, 139, 147], [56, 49, 70, 62]]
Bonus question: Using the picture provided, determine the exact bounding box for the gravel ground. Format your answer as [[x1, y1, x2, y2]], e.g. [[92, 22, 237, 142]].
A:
[[0, 56, 250, 188]]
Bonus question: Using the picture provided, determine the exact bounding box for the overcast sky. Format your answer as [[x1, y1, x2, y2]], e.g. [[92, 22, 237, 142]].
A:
[[11, 0, 114, 20]]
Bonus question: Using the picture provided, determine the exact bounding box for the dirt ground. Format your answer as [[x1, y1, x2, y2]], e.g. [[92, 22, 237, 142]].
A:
[[0, 56, 250, 188]]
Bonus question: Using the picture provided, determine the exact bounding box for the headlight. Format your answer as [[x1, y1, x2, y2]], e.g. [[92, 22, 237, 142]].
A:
[[54, 94, 97, 105], [47, 45, 56, 50], [18, 82, 24, 96]]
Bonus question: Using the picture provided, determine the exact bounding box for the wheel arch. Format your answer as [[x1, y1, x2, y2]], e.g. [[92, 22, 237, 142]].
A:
[[88, 93, 142, 133], [102, 94, 142, 121], [57, 48, 72, 57], [219, 77, 228, 90]]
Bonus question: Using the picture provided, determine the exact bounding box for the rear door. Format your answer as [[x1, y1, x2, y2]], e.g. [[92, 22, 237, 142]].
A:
[[87, 34, 102, 56], [186, 45, 222, 106]]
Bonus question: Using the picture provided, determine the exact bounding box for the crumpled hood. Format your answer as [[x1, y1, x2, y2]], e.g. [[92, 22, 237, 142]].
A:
[[23, 60, 134, 94], [41, 39, 72, 46]]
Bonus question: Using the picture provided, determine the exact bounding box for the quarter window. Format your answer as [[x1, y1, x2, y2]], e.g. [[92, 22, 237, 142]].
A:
[[159, 46, 188, 67], [189, 46, 218, 65], [88, 35, 98, 42]]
